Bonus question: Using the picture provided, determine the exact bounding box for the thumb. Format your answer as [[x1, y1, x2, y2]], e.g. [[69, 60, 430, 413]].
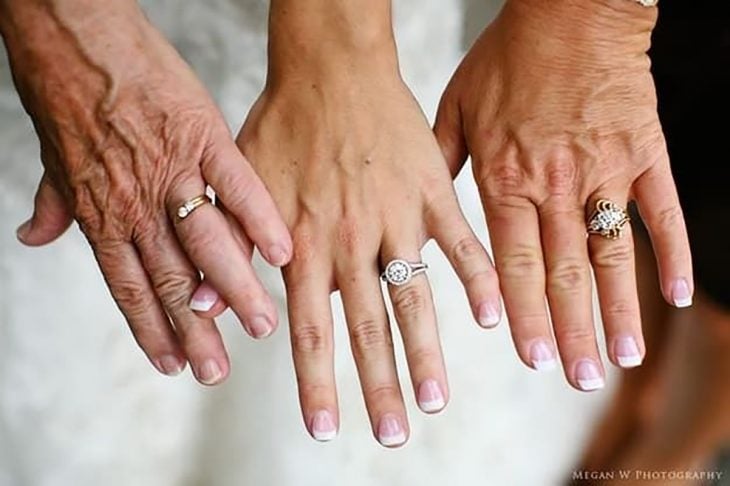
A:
[[434, 93, 468, 179], [16, 172, 73, 247]]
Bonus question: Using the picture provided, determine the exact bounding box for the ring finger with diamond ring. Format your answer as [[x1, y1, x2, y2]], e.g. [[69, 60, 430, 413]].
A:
[[586, 194, 644, 371]]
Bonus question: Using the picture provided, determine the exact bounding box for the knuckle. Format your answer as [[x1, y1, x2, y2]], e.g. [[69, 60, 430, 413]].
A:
[[591, 242, 634, 271], [337, 218, 366, 257], [406, 347, 440, 370], [154, 269, 197, 310], [291, 323, 331, 355], [290, 227, 318, 266], [544, 160, 578, 195], [652, 205, 684, 234], [480, 165, 525, 197], [111, 278, 152, 316], [509, 310, 549, 329], [556, 325, 596, 347], [218, 172, 257, 209], [349, 318, 391, 357], [450, 236, 485, 267], [392, 286, 427, 319], [128, 317, 171, 353], [548, 260, 591, 293], [603, 299, 639, 322], [296, 382, 334, 402], [498, 245, 543, 279], [364, 384, 401, 403]]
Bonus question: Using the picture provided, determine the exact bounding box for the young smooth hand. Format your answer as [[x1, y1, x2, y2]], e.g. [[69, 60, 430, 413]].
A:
[[195, 0, 500, 447]]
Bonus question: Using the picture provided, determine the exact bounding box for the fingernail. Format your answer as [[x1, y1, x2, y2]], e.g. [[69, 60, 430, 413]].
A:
[[417, 379, 446, 413], [575, 359, 605, 391], [249, 315, 273, 339], [477, 301, 501, 328], [198, 359, 224, 385], [377, 414, 407, 447], [16, 219, 31, 243], [615, 336, 643, 368], [157, 355, 185, 376], [529, 340, 557, 372], [672, 278, 693, 308], [190, 282, 219, 312], [311, 410, 338, 442], [266, 244, 290, 267]]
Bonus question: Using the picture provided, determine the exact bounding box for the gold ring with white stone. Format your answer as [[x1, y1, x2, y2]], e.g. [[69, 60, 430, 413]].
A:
[[176, 195, 211, 222], [381, 259, 428, 287], [587, 199, 630, 240]]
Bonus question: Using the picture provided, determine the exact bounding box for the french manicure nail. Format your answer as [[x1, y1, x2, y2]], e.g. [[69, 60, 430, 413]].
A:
[[529, 340, 557, 372], [615, 336, 643, 368], [417, 379, 446, 413], [672, 278, 693, 308], [311, 410, 338, 442], [190, 282, 218, 312], [575, 359, 605, 391], [377, 414, 407, 447], [157, 355, 185, 376], [477, 301, 501, 328], [249, 315, 273, 339], [198, 359, 223, 385], [16, 219, 31, 242], [267, 245, 290, 267]]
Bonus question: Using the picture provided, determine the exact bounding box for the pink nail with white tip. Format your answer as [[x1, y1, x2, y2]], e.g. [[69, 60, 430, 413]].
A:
[[311, 410, 337, 442], [671, 278, 693, 308], [377, 414, 407, 447], [190, 281, 219, 312], [575, 359, 605, 391], [417, 380, 446, 413]]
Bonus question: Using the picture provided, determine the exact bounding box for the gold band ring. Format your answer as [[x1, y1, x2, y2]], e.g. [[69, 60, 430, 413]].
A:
[[176, 195, 211, 222]]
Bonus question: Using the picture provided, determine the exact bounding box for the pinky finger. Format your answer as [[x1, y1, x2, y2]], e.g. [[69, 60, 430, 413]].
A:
[[94, 241, 187, 376], [634, 157, 694, 308], [427, 189, 502, 328]]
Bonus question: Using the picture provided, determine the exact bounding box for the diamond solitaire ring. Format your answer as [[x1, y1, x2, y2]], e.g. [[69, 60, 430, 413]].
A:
[[176, 195, 211, 222], [587, 199, 630, 240], [381, 259, 429, 286]]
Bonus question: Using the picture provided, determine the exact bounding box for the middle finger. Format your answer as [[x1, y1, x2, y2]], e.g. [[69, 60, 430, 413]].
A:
[[336, 253, 408, 448], [539, 197, 604, 391]]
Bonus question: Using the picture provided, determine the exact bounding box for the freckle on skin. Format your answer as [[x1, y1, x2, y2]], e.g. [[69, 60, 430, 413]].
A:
[[364, 159, 372, 165]]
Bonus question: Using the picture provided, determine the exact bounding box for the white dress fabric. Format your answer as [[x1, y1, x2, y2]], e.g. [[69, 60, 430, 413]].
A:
[[0, 1, 613, 485]]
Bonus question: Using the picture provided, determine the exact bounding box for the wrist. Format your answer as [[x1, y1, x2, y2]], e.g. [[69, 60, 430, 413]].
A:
[[502, 0, 657, 51], [267, 0, 399, 83]]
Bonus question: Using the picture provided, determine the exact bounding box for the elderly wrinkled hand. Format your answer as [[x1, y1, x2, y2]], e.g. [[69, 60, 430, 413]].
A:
[[1, 0, 292, 385]]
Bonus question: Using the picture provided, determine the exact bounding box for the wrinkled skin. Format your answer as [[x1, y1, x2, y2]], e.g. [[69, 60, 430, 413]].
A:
[[1, 1, 292, 385], [434, 0, 693, 390]]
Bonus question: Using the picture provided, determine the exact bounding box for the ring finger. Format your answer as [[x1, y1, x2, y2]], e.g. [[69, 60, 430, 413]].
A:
[[586, 193, 644, 369], [135, 217, 230, 386], [380, 235, 448, 416]]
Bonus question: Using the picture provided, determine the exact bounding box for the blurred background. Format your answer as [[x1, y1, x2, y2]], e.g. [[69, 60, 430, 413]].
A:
[[0, 1, 727, 485]]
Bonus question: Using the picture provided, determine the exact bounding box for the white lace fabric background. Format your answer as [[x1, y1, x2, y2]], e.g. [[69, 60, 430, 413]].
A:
[[0, 1, 614, 485]]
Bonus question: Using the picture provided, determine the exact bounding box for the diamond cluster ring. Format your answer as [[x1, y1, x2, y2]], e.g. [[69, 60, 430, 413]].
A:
[[587, 199, 630, 240], [381, 259, 429, 286]]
